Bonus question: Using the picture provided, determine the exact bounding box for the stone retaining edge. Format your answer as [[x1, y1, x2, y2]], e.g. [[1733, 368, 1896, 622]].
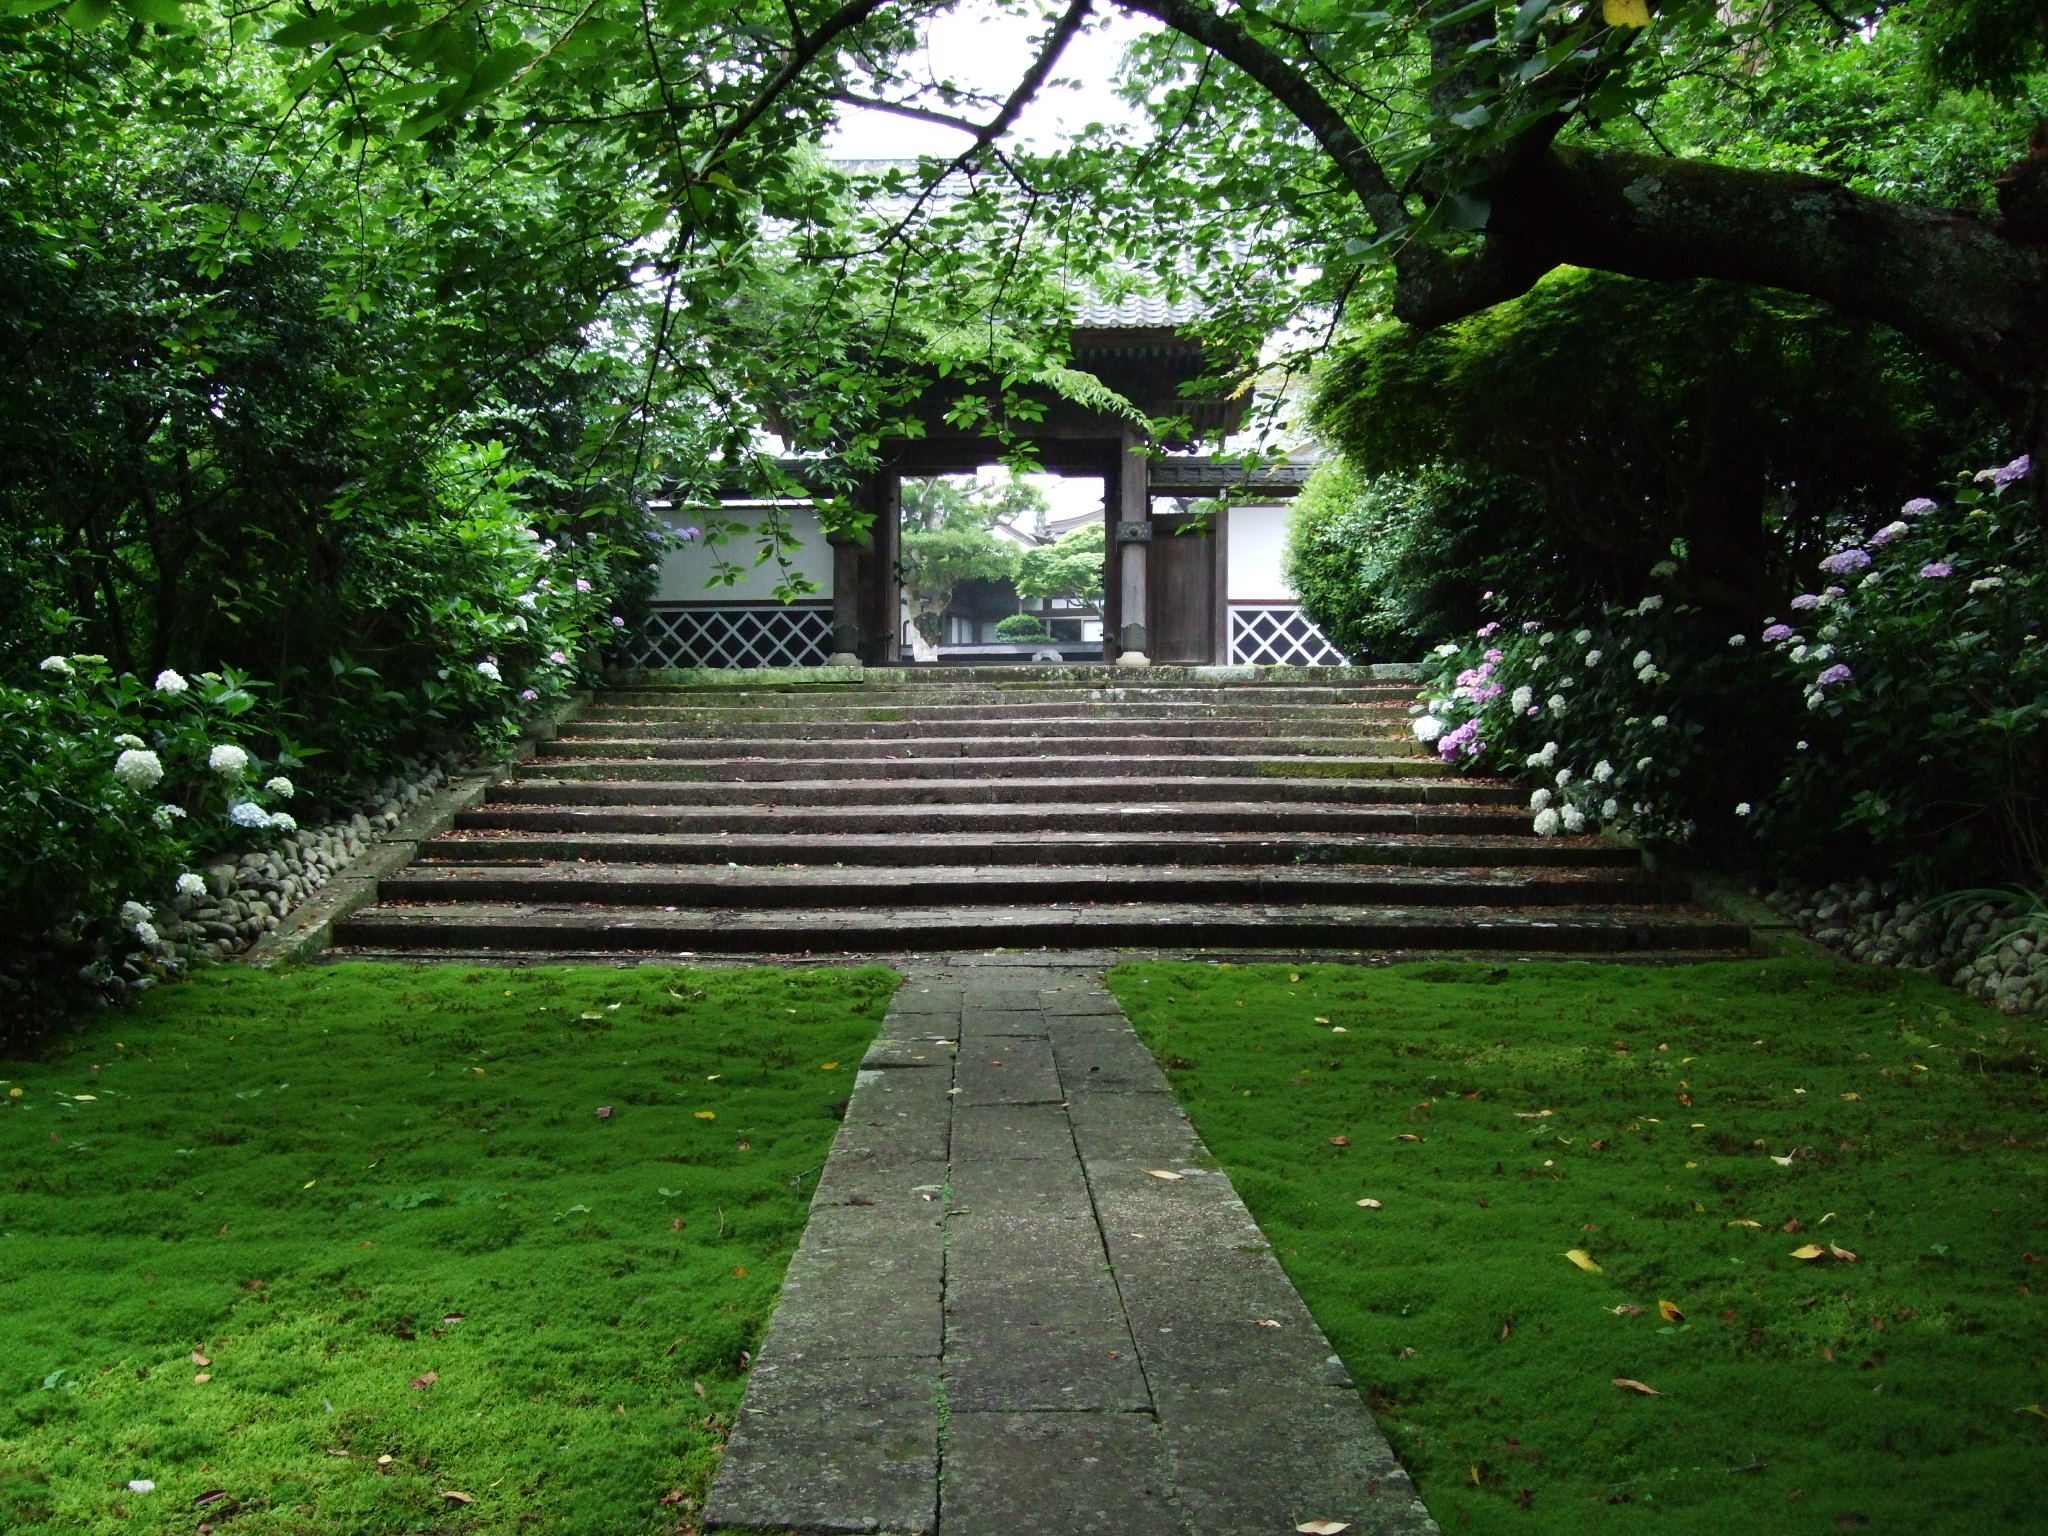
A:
[[242, 690, 592, 968]]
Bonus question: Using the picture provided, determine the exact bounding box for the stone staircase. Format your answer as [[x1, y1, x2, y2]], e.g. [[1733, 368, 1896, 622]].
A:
[[330, 666, 1750, 958]]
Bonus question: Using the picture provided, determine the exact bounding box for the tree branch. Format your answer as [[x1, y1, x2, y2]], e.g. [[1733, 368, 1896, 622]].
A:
[[1109, 0, 1409, 238], [831, 89, 986, 134], [696, 0, 898, 176]]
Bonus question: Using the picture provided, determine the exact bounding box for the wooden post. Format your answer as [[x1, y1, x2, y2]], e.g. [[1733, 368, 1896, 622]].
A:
[[826, 530, 862, 667], [1114, 433, 1150, 667]]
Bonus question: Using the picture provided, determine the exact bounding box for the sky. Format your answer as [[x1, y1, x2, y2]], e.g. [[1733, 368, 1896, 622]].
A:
[[822, 0, 1156, 160]]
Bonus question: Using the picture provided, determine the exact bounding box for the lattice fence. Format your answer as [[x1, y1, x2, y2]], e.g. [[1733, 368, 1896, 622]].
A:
[[627, 604, 834, 669], [1228, 604, 1351, 667]]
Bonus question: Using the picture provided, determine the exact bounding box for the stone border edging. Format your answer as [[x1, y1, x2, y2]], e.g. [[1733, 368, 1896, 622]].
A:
[[241, 691, 592, 968]]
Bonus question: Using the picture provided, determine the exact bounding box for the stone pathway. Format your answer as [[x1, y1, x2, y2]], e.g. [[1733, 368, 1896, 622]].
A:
[[705, 954, 1439, 1536]]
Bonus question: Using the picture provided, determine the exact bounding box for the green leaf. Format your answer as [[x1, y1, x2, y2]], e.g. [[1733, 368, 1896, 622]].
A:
[[118, 0, 185, 25], [61, 0, 116, 27], [267, 12, 350, 47]]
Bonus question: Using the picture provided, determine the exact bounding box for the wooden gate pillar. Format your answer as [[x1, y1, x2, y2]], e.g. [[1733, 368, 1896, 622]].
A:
[[826, 529, 862, 667], [1113, 433, 1151, 668]]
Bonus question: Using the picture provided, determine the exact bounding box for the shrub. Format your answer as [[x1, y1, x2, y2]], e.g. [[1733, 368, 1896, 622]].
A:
[[1408, 455, 2045, 892], [994, 614, 1054, 642]]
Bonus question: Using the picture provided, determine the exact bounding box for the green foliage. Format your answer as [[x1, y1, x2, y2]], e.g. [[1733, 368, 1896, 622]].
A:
[[992, 613, 1052, 642], [1750, 460, 2046, 886], [1410, 456, 2046, 890], [1109, 958, 2048, 1535], [1014, 521, 1105, 603], [0, 961, 897, 1533], [897, 475, 1041, 645], [1313, 272, 1986, 617], [1282, 460, 1568, 661]]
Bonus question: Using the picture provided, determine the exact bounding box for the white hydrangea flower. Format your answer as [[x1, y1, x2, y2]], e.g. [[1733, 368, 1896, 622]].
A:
[[228, 801, 270, 829], [1572, 629, 1593, 645], [1735, 802, 1753, 817], [1650, 715, 1669, 728], [1636, 755, 1654, 771], [1538, 631, 1555, 645], [1541, 741, 1560, 766], [1790, 645, 1809, 663], [114, 733, 147, 750], [1592, 760, 1614, 783], [1648, 560, 1678, 579], [1637, 666, 1657, 683], [1532, 808, 1562, 836], [134, 921, 159, 947], [1555, 768, 1573, 788], [477, 660, 503, 682], [1818, 623, 1841, 641], [1583, 649, 1602, 667], [1795, 740, 1809, 751], [208, 744, 251, 779], [152, 804, 186, 829], [1809, 644, 1834, 663], [1636, 595, 1664, 614], [1547, 694, 1567, 713], [1560, 804, 1586, 833], [1728, 634, 1746, 647], [114, 749, 165, 790], [1558, 675, 1575, 688], [1530, 788, 1552, 811], [39, 655, 71, 675], [176, 872, 207, 899], [269, 811, 298, 832], [264, 776, 295, 799], [154, 669, 188, 695], [1859, 572, 1882, 589], [1632, 650, 1653, 669], [119, 900, 153, 927], [1601, 797, 1619, 820], [1510, 685, 1534, 713], [1969, 576, 2006, 593], [1412, 716, 1445, 743], [1433, 642, 1459, 658]]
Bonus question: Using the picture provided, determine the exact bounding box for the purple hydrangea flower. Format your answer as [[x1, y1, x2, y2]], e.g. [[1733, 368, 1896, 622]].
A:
[[1869, 520, 1909, 547], [575, 578, 593, 593], [1476, 622, 1500, 639], [1483, 647, 1504, 663], [1761, 624, 1794, 642], [1818, 548, 1872, 576], [1900, 497, 1937, 517], [1990, 454, 2032, 487], [1816, 663, 1853, 689], [520, 688, 539, 701], [1919, 561, 1954, 580], [1437, 719, 1484, 761], [1789, 593, 1821, 611]]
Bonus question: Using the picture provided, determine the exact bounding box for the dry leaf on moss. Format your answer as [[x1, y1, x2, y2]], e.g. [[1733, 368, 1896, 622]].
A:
[[1612, 1378, 1662, 1395], [1564, 1249, 1603, 1272]]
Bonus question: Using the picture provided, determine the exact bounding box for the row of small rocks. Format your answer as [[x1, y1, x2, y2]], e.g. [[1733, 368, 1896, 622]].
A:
[[150, 758, 460, 969], [1766, 878, 2048, 1017]]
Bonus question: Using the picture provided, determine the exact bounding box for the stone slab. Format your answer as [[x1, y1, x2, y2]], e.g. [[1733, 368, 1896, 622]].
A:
[[956, 1006, 1049, 1038], [763, 1203, 944, 1360], [953, 1036, 1063, 1106], [862, 1035, 960, 1068], [941, 1412, 1187, 1535], [1064, 1088, 1208, 1166], [951, 1103, 1075, 1162], [704, 1351, 938, 1535], [1050, 1021, 1173, 1092]]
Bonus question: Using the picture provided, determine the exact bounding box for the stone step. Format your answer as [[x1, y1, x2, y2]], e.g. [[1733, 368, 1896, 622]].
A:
[[537, 733, 1419, 762], [455, 801, 1539, 837], [378, 862, 1683, 909], [565, 711, 1417, 739], [599, 684, 1417, 708], [425, 828, 1631, 868], [332, 900, 1751, 954], [489, 776, 1525, 808], [515, 752, 1450, 783]]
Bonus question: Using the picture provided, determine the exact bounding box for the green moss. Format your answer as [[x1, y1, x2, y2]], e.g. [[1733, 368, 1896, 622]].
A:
[[0, 961, 896, 1534], [1107, 959, 2048, 1535]]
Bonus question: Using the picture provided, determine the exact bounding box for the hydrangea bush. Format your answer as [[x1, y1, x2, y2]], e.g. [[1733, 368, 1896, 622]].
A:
[[1412, 455, 2044, 892]]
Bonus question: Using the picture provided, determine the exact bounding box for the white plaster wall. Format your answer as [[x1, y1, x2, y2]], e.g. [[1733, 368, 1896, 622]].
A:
[[1226, 502, 1295, 601], [654, 504, 835, 602]]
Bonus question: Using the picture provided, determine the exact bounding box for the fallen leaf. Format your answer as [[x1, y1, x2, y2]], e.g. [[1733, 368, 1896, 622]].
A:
[[191, 1351, 211, 1366], [410, 1372, 438, 1390], [735, 1139, 751, 1151], [820, 1062, 838, 1071], [443, 1313, 465, 1324], [1564, 1249, 1603, 1273], [692, 1380, 706, 1398], [1256, 1319, 1282, 1328], [1784, 1217, 1804, 1234], [1829, 1243, 1859, 1262], [694, 1111, 716, 1120], [1294, 1520, 1350, 1533], [1612, 1378, 1662, 1395], [1727, 1219, 1763, 1229], [441, 1491, 475, 1506], [1356, 1198, 1382, 1209], [1657, 1299, 1685, 1325], [1608, 1303, 1645, 1317], [1770, 1155, 1796, 1167], [1146, 1169, 1183, 1181], [732, 1265, 746, 1278], [1314, 1016, 1330, 1024], [1515, 1109, 1554, 1119], [579, 1011, 603, 1021], [192, 1373, 212, 1384], [1790, 1244, 1828, 1260], [2018, 1404, 2048, 1419], [1288, 972, 1301, 982], [1328, 1135, 1350, 1147], [1499, 1318, 1513, 1341], [1391, 1133, 1423, 1143], [193, 1490, 231, 1509], [595, 1106, 613, 1119], [1840, 1092, 1860, 1102], [1331, 1026, 1346, 1033]]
